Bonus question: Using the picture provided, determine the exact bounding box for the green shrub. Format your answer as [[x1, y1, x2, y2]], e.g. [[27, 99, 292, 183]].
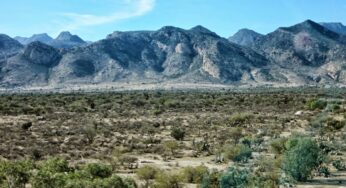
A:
[[92, 175, 125, 188], [123, 177, 138, 188], [306, 99, 327, 111], [200, 171, 220, 188], [154, 171, 183, 188], [332, 159, 346, 171], [31, 158, 70, 188], [0, 160, 33, 188], [31, 170, 68, 188], [65, 175, 127, 188], [82, 126, 97, 144], [182, 165, 208, 184], [224, 144, 252, 162], [270, 138, 288, 154], [228, 113, 252, 126], [136, 166, 159, 188], [326, 118, 345, 131], [170, 127, 186, 141], [282, 137, 323, 181], [40, 158, 70, 173], [219, 167, 249, 188], [83, 163, 113, 179], [163, 140, 180, 156], [318, 166, 330, 177]]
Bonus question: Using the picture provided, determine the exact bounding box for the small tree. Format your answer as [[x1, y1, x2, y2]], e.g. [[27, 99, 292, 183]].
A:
[[163, 140, 180, 157], [282, 137, 323, 181], [82, 126, 97, 144]]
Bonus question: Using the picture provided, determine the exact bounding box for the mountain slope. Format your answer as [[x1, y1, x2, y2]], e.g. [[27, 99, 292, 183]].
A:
[[0, 42, 61, 87], [49, 26, 268, 85], [320, 22, 346, 35], [229, 29, 263, 47], [0, 34, 23, 61], [252, 20, 346, 84]]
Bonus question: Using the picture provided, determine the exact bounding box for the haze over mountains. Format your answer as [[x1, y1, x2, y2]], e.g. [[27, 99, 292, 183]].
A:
[[1, 20, 346, 89]]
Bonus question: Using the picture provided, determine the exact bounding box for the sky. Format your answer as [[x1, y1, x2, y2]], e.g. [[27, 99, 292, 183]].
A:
[[1, 0, 346, 41]]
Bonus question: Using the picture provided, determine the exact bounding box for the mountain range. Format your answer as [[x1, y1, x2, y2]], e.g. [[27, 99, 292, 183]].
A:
[[14, 31, 87, 49], [1, 20, 346, 89]]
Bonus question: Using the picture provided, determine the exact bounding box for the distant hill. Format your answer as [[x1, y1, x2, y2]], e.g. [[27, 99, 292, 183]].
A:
[[14, 31, 86, 49]]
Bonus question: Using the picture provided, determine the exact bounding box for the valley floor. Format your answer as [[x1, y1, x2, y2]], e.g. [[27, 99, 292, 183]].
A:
[[0, 89, 345, 187]]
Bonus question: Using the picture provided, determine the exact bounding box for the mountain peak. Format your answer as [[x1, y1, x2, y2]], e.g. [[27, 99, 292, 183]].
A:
[[229, 28, 263, 47], [278, 19, 340, 39], [190, 25, 212, 33], [295, 19, 321, 29], [190, 25, 219, 37], [30, 33, 53, 42], [32, 33, 50, 37], [56, 31, 85, 43]]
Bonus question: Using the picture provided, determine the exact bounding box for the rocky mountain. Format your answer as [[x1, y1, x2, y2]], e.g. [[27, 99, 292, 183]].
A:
[[0, 34, 23, 61], [229, 29, 263, 47], [1, 20, 346, 89], [14, 32, 86, 49], [49, 26, 267, 85], [51, 31, 86, 49], [14, 33, 54, 45], [251, 20, 346, 84], [0, 41, 61, 87], [320, 22, 346, 35]]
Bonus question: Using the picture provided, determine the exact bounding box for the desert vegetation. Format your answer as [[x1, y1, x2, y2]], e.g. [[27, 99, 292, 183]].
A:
[[0, 87, 345, 187]]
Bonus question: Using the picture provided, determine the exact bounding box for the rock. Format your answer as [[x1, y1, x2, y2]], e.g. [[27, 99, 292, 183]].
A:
[[295, 111, 304, 116]]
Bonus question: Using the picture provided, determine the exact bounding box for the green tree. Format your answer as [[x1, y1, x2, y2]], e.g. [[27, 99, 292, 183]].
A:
[[282, 137, 323, 181]]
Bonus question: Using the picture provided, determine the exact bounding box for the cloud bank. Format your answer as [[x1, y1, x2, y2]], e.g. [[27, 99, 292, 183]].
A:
[[61, 0, 155, 31]]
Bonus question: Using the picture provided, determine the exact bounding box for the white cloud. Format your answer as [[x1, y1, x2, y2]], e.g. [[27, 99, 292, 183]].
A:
[[60, 0, 155, 31]]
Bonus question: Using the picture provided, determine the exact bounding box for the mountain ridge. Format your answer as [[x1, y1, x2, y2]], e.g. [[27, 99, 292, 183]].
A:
[[14, 32, 87, 49], [1, 20, 346, 89]]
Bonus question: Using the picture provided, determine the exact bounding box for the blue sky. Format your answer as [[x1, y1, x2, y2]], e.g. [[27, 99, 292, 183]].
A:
[[1, 0, 346, 41]]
